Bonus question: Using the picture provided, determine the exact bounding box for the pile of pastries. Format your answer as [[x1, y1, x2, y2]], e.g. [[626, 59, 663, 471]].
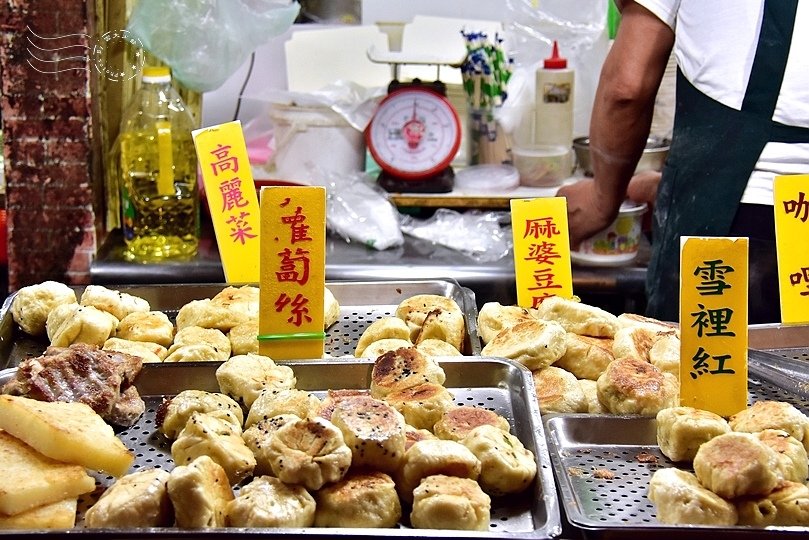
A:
[[8, 281, 341, 362], [82, 347, 536, 530], [475, 295, 680, 416], [650, 401, 809, 526]]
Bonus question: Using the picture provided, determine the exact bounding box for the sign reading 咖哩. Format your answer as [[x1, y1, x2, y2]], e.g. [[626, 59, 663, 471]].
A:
[[192, 121, 260, 283], [679, 237, 748, 417], [258, 186, 326, 360], [773, 174, 809, 323], [510, 197, 573, 308]]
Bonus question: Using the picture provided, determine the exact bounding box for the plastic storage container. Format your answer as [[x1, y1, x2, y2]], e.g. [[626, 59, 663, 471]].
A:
[[117, 66, 200, 262]]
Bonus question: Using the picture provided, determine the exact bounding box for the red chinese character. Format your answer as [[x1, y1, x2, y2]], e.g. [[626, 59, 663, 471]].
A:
[[281, 206, 312, 243], [523, 217, 560, 240], [275, 247, 310, 285], [274, 292, 312, 327], [525, 241, 561, 265], [226, 211, 257, 244], [219, 179, 248, 211], [209, 144, 239, 176]]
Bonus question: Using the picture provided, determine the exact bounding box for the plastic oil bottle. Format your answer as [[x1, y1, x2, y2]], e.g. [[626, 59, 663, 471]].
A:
[[118, 66, 199, 261]]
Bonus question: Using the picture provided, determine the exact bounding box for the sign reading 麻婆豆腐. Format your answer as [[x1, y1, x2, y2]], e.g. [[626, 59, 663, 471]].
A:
[[192, 121, 259, 283], [510, 197, 573, 308], [774, 174, 809, 324], [679, 237, 748, 417], [258, 187, 326, 360]]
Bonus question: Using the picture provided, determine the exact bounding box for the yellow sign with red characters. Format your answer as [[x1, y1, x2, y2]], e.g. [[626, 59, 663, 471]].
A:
[[679, 237, 748, 417], [510, 197, 573, 308], [774, 174, 809, 324], [192, 121, 260, 283], [258, 187, 326, 360]]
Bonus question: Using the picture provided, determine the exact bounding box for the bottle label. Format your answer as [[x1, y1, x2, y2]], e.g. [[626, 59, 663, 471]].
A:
[[542, 82, 572, 104], [121, 185, 135, 241]]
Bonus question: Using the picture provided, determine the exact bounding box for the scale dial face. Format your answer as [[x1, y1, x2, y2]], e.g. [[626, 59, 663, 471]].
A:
[[366, 87, 461, 180]]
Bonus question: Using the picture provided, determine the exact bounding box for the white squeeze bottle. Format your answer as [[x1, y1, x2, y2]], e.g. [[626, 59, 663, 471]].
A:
[[118, 66, 200, 262], [533, 41, 575, 147]]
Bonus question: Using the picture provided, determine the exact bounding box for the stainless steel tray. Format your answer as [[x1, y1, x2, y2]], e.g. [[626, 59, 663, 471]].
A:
[[0, 279, 482, 369], [0, 358, 562, 539]]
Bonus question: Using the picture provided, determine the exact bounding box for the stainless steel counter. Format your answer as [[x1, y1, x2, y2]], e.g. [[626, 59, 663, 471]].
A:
[[91, 223, 649, 311]]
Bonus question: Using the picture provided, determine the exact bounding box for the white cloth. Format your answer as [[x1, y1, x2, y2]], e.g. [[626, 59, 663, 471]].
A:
[[635, 0, 809, 205]]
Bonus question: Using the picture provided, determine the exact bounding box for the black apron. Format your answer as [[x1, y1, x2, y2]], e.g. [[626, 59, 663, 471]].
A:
[[645, 0, 809, 323]]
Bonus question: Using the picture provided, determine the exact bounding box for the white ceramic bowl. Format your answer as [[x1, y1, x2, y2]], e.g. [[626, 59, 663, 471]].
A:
[[571, 201, 648, 266]]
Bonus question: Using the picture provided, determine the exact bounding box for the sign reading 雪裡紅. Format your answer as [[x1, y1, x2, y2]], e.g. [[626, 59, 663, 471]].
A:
[[192, 121, 260, 283], [774, 174, 809, 323], [679, 237, 748, 417], [258, 187, 326, 360], [510, 197, 573, 308]]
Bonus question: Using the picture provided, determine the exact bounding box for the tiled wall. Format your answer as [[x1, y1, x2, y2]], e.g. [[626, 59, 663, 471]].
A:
[[0, 0, 98, 291]]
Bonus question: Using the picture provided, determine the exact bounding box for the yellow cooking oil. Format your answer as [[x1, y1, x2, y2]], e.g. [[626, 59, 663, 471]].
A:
[[117, 66, 200, 262]]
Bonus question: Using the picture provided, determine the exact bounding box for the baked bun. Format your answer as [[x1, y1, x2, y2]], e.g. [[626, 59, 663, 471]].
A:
[[554, 333, 614, 380], [370, 347, 446, 398], [115, 311, 174, 348], [616, 312, 677, 333], [648, 468, 737, 525], [729, 400, 809, 452], [265, 417, 352, 490], [329, 395, 406, 473], [754, 429, 808, 483], [398, 439, 481, 502], [323, 286, 340, 329], [656, 406, 731, 462], [210, 285, 259, 320], [166, 455, 234, 528], [433, 405, 510, 442], [216, 353, 296, 409], [410, 474, 490, 531], [84, 468, 172, 528], [354, 317, 411, 357], [11, 280, 77, 336], [103, 337, 167, 363], [384, 382, 456, 431], [476, 302, 536, 345], [46, 303, 118, 347], [168, 326, 230, 361], [649, 331, 680, 376], [395, 294, 465, 351], [577, 379, 608, 413], [316, 389, 371, 421], [163, 344, 222, 363], [171, 412, 256, 485], [534, 295, 620, 338], [415, 338, 463, 357], [480, 319, 567, 371], [245, 388, 321, 429], [596, 357, 678, 415], [532, 366, 588, 414], [79, 285, 150, 321], [314, 470, 402, 528], [175, 298, 249, 332], [612, 325, 659, 362], [360, 339, 414, 360], [228, 319, 259, 355], [242, 414, 300, 476], [405, 424, 438, 450], [736, 481, 809, 526], [224, 475, 315, 528], [461, 424, 536, 495], [158, 389, 244, 439], [693, 432, 782, 498]]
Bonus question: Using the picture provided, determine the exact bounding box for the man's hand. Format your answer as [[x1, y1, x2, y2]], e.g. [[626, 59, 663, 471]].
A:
[[556, 178, 620, 250]]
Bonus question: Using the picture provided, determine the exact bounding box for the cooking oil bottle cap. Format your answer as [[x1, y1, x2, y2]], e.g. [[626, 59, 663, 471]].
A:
[[142, 66, 171, 83], [543, 41, 568, 69]]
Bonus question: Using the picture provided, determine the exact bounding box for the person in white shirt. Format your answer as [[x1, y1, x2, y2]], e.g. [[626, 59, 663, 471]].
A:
[[558, 0, 809, 324]]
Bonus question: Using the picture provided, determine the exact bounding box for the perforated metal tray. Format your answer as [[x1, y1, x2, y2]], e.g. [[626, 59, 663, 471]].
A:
[[0, 358, 562, 538], [0, 279, 482, 369], [544, 332, 809, 539]]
